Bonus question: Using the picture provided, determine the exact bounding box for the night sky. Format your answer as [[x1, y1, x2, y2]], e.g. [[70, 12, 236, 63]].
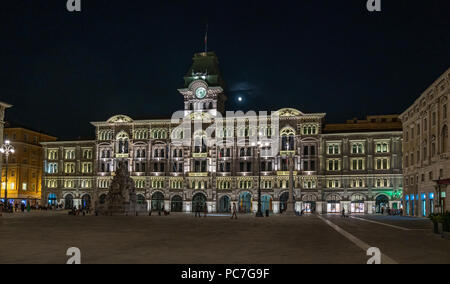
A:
[[1, 0, 449, 140]]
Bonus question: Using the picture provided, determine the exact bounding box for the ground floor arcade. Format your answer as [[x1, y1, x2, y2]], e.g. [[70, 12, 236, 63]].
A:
[[41, 189, 402, 215]]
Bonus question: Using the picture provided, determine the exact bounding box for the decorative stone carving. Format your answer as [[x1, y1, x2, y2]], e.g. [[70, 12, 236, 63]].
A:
[[98, 160, 139, 215]]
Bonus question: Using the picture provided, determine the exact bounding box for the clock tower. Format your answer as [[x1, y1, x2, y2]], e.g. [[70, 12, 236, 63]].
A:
[[178, 52, 227, 117]]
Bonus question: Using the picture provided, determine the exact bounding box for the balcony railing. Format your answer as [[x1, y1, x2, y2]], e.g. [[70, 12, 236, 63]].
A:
[[192, 153, 208, 158]]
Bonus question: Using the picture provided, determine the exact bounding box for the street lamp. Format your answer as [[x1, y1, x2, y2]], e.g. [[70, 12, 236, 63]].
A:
[[0, 140, 15, 211], [253, 140, 269, 218]]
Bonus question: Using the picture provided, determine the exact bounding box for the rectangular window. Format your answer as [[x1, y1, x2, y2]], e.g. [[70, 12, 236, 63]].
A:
[[22, 183, 27, 191], [327, 144, 340, 155], [376, 142, 389, 153], [351, 159, 364, 170], [327, 159, 340, 171], [375, 158, 390, 170], [310, 161, 316, 171]]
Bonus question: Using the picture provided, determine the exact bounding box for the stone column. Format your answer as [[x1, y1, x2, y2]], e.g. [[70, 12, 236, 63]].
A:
[[389, 201, 394, 211], [367, 201, 375, 214], [165, 200, 171, 212], [252, 201, 258, 213], [273, 201, 280, 214], [285, 153, 296, 215], [207, 201, 215, 213], [342, 201, 351, 214], [184, 201, 192, 213], [316, 201, 324, 214], [295, 201, 302, 213]]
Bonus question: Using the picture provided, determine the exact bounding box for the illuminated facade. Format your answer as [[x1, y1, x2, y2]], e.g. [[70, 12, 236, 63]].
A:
[[2, 127, 57, 205], [400, 68, 450, 217], [41, 52, 403, 214]]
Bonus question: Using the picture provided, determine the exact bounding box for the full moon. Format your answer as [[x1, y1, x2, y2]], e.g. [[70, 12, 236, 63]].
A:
[[238, 97, 243, 102]]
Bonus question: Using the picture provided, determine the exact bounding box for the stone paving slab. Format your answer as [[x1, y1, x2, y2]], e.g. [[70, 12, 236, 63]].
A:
[[0, 212, 364, 264], [0, 212, 448, 264], [323, 215, 450, 264]]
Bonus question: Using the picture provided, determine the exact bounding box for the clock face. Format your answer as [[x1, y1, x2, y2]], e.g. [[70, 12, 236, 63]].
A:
[[195, 87, 207, 99]]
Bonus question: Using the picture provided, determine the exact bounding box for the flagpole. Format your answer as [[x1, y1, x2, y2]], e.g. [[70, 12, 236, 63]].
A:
[[205, 24, 208, 54]]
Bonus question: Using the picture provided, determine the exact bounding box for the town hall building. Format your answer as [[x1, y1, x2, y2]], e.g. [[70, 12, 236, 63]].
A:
[[41, 52, 403, 214]]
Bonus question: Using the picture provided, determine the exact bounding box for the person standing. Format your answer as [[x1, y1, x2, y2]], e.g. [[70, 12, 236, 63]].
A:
[[204, 204, 207, 218], [231, 203, 237, 219], [341, 208, 345, 218]]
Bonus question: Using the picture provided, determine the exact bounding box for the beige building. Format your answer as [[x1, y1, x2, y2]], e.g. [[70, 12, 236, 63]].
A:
[[400, 68, 450, 217], [2, 126, 57, 205]]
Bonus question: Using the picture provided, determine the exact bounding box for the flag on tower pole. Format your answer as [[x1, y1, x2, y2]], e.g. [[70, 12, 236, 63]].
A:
[[204, 24, 208, 53]]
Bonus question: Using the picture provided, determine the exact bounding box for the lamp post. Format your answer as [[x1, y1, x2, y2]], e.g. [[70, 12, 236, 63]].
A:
[[253, 140, 269, 217], [0, 140, 15, 211]]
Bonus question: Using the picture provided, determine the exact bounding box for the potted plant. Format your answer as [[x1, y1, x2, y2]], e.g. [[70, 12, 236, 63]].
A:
[[429, 214, 441, 234], [442, 212, 450, 232]]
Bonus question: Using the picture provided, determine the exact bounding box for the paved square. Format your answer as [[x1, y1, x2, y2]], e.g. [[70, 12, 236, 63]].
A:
[[0, 212, 449, 264]]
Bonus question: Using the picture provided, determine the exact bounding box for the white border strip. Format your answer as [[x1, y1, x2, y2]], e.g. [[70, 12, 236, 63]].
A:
[[318, 215, 398, 264], [350, 216, 413, 231]]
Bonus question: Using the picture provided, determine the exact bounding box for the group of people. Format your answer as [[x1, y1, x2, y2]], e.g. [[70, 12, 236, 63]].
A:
[[193, 202, 239, 219], [380, 207, 403, 216], [148, 206, 170, 216], [0, 201, 45, 213], [194, 203, 208, 218], [69, 206, 91, 216]]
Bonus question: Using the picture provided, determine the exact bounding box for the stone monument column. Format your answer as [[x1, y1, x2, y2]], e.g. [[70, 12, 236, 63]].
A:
[[285, 153, 296, 215]]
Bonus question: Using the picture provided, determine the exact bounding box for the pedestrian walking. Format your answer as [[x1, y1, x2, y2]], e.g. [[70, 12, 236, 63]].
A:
[[204, 204, 207, 218], [231, 203, 237, 219]]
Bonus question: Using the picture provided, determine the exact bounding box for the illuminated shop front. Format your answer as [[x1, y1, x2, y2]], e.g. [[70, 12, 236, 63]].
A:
[[327, 194, 341, 213], [302, 194, 317, 213], [239, 192, 252, 213], [429, 193, 434, 215], [351, 194, 365, 213], [410, 194, 415, 216], [421, 193, 427, 217], [405, 195, 410, 215], [261, 195, 273, 213]]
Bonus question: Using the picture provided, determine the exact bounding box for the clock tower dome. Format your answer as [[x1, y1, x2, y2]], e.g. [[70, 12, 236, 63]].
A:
[[178, 52, 227, 116]]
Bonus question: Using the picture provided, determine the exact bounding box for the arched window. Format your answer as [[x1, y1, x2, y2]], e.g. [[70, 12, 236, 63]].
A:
[[193, 131, 207, 153], [116, 131, 129, 154], [281, 128, 295, 151]]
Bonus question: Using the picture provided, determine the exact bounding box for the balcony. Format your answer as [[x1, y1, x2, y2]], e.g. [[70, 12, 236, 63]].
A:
[[188, 172, 208, 177], [192, 153, 207, 158], [277, 171, 298, 176], [280, 150, 295, 156], [116, 153, 129, 158]]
